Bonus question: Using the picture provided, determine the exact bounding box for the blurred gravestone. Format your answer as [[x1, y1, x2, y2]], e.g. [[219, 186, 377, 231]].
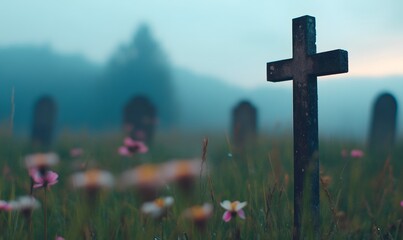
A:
[[31, 95, 57, 151], [368, 92, 397, 157], [123, 95, 157, 143], [232, 100, 257, 150]]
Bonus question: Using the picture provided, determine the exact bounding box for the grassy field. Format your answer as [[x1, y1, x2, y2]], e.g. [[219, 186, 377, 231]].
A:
[[0, 130, 402, 239]]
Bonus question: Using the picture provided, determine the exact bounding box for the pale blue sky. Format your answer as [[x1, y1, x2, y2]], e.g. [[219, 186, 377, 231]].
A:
[[1, 1, 402, 88]]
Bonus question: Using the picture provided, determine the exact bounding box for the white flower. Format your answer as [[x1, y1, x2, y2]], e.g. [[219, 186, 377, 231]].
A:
[[119, 164, 165, 189], [9, 196, 40, 211], [183, 203, 213, 222], [25, 152, 59, 169], [162, 159, 203, 182], [220, 200, 247, 222], [141, 196, 174, 218], [71, 169, 114, 189]]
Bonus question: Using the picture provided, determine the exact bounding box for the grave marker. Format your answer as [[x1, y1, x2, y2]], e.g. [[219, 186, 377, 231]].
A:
[[368, 92, 397, 157], [231, 100, 257, 151], [266, 15, 348, 239], [31, 95, 57, 151], [123, 95, 157, 143]]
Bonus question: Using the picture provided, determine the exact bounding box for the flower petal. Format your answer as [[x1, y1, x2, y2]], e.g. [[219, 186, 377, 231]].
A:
[[118, 146, 131, 156], [235, 201, 247, 211], [141, 202, 157, 214], [46, 171, 59, 182], [33, 183, 43, 188], [30, 169, 43, 183], [237, 209, 246, 219], [164, 196, 174, 207], [350, 149, 364, 158], [124, 137, 136, 146], [222, 211, 232, 222], [48, 180, 58, 186], [137, 143, 148, 154], [220, 200, 231, 210]]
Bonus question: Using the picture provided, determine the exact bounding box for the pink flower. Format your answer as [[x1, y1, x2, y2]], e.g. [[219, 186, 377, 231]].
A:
[[350, 149, 364, 158], [70, 148, 83, 158], [400, 200, 403, 208], [220, 200, 247, 222], [55, 236, 65, 240], [30, 169, 59, 189], [0, 200, 11, 211], [118, 137, 148, 156]]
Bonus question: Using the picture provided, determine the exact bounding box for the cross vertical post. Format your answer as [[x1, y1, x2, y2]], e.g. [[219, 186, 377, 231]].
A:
[[266, 15, 348, 239]]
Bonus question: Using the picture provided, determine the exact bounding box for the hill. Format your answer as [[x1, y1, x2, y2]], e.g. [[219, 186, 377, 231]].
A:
[[0, 45, 402, 140]]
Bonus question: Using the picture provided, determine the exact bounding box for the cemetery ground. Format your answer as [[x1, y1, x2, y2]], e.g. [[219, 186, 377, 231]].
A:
[[0, 131, 403, 239]]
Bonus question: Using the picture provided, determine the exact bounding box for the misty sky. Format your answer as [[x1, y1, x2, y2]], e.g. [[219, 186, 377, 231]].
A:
[[1, 1, 402, 88]]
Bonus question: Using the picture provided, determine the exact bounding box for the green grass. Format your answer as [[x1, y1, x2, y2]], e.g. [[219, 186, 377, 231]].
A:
[[0, 131, 402, 239]]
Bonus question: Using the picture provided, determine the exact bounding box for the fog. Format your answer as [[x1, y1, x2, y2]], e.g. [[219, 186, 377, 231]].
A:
[[0, 25, 401, 141]]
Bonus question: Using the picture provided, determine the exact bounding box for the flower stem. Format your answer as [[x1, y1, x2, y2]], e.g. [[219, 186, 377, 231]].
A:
[[44, 188, 47, 240], [28, 212, 33, 240], [161, 219, 164, 240]]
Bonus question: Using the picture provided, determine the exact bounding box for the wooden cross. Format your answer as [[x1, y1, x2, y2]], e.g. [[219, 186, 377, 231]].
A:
[[266, 15, 348, 239]]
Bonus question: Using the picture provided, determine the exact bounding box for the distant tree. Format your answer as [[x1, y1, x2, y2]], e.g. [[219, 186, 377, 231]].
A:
[[99, 24, 176, 129]]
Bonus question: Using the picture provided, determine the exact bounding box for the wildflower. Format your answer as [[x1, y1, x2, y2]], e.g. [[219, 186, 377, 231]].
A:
[[162, 159, 202, 191], [141, 196, 174, 219], [335, 211, 348, 230], [25, 153, 59, 174], [350, 149, 364, 158], [0, 200, 11, 211], [55, 236, 65, 240], [30, 169, 59, 189], [9, 196, 40, 217], [182, 203, 213, 230], [70, 148, 83, 158], [220, 200, 247, 222], [71, 169, 114, 190], [119, 164, 165, 200], [320, 175, 332, 188], [118, 137, 148, 156], [400, 200, 403, 208]]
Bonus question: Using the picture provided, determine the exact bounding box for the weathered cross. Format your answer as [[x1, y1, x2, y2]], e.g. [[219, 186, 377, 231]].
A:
[[266, 15, 348, 239]]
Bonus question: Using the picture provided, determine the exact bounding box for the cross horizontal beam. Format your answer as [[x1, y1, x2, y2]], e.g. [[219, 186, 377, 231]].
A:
[[266, 50, 348, 82], [311, 50, 348, 77]]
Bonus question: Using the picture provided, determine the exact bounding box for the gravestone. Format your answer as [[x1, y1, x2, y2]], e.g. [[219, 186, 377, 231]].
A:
[[266, 15, 348, 239], [123, 95, 157, 143], [231, 100, 257, 150], [31, 95, 57, 151], [368, 92, 397, 157]]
